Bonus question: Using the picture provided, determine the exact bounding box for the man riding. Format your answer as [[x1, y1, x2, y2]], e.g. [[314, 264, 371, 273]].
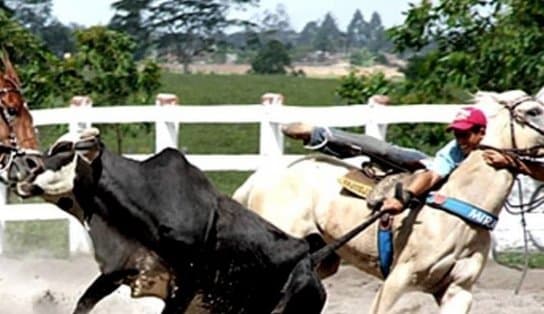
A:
[[382, 106, 544, 214], [283, 106, 543, 214], [381, 107, 487, 214]]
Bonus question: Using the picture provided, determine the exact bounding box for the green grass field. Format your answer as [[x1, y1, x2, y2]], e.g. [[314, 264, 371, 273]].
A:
[[496, 251, 544, 269], [3, 219, 69, 258], [159, 72, 344, 106]]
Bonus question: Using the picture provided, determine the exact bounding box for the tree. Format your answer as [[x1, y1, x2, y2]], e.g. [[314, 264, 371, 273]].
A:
[[257, 4, 296, 45], [365, 12, 390, 53], [0, 0, 13, 16], [250, 39, 291, 74], [298, 21, 319, 46], [346, 9, 368, 51], [61, 26, 161, 152], [387, 0, 544, 95], [6, 0, 74, 57], [0, 9, 62, 110], [260, 3, 292, 33], [39, 21, 75, 57], [314, 13, 343, 53], [149, 0, 257, 73], [109, 0, 154, 60], [349, 48, 375, 67], [6, 0, 54, 32]]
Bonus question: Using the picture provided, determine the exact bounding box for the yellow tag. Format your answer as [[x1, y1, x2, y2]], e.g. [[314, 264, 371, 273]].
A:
[[338, 176, 373, 198]]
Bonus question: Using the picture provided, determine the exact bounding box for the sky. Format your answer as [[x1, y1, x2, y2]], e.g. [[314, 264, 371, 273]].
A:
[[51, 0, 414, 32]]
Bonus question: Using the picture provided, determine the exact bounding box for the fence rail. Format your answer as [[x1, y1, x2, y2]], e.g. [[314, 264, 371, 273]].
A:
[[0, 94, 542, 254]]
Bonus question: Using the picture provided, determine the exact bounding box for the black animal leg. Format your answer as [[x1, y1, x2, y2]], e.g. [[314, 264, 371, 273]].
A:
[[73, 270, 137, 314], [161, 277, 197, 314], [271, 258, 326, 314]]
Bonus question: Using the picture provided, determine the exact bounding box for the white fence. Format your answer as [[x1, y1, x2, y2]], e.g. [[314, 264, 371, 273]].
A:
[[0, 93, 543, 254]]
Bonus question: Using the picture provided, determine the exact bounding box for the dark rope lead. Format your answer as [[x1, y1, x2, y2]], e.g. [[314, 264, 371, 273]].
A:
[[514, 208, 529, 294], [513, 178, 529, 295]]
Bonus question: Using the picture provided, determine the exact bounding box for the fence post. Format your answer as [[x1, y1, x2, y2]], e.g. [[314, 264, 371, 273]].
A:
[[155, 93, 179, 153], [69, 96, 93, 134], [69, 216, 92, 255], [0, 180, 6, 208], [259, 93, 284, 160], [67, 96, 93, 255], [365, 95, 390, 141]]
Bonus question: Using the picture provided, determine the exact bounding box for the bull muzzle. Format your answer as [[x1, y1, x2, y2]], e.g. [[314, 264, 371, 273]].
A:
[[7, 151, 44, 187]]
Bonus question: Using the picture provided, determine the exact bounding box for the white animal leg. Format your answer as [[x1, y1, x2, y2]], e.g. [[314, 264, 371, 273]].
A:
[[368, 286, 383, 314], [368, 265, 412, 314], [437, 284, 472, 314]]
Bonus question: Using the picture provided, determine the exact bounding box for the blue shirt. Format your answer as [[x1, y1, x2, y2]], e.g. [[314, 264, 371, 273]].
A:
[[427, 140, 465, 177]]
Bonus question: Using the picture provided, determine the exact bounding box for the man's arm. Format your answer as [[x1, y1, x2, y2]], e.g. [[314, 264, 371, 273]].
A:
[[405, 170, 443, 197], [380, 141, 458, 214], [483, 150, 544, 181], [381, 170, 443, 214]]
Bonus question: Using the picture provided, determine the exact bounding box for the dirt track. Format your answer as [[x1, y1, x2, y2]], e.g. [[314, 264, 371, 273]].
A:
[[1, 255, 543, 314]]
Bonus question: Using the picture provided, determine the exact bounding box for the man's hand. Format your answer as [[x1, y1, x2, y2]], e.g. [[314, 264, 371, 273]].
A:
[[483, 150, 513, 169], [381, 197, 405, 215]]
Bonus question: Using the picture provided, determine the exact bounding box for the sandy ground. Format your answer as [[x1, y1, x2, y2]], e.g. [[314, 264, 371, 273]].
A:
[[1, 255, 543, 314]]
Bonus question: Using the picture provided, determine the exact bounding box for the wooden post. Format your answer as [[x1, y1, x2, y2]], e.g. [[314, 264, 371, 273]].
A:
[[69, 96, 93, 134], [259, 93, 284, 159], [155, 93, 179, 153], [69, 216, 92, 255], [0, 181, 5, 210], [366, 95, 390, 140]]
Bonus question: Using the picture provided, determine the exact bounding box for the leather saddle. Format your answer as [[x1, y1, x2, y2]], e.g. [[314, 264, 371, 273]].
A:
[[335, 135, 427, 206]]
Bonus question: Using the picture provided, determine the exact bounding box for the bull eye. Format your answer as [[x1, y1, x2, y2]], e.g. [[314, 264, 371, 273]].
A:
[[526, 108, 542, 117]]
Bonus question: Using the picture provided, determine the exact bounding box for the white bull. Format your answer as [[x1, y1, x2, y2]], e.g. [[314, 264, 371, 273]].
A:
[[234, 90, 544, 313]]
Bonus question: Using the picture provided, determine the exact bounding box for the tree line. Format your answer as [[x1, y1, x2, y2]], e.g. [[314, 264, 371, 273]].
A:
[[3, 1, 393, 75], [2, 0, 542, 117], [226, 6, 393, 69]]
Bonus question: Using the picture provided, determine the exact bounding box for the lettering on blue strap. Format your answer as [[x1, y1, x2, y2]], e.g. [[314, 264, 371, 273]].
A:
[[426, 193, 498, 230]]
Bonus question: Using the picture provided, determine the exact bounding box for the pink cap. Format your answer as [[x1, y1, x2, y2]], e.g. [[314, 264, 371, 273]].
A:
[[447, 107, 487, 131]]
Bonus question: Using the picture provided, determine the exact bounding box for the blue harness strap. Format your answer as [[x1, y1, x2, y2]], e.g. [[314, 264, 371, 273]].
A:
[[426, 193, 498, 230], [377, 215, 393, 278], [378, 228, 393, 278]]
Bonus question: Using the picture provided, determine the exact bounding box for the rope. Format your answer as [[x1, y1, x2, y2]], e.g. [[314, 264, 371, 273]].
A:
[[515, 208, 529, 294], [483, 144, 542, 294], [500, 177, 538, 294]]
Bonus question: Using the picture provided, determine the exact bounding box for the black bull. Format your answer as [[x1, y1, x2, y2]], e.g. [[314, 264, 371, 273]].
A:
[[15, 138, 379, 313]]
